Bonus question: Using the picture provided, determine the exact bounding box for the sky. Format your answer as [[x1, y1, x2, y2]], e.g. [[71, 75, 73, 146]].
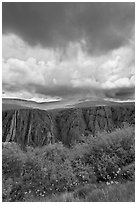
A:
[[2, 2, 135, 103]]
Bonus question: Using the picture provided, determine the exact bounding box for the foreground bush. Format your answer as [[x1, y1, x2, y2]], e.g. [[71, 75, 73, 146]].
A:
[[83, 126, 135, 182], [2, 143, 77, 201], [2, 126, 135, 201]]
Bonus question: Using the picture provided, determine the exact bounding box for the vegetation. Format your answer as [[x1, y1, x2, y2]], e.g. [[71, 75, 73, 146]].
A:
[[2, 125, 135, 202]]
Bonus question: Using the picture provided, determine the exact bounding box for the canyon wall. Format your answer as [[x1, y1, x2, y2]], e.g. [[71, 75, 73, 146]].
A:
[[2, 105, 135, 147]]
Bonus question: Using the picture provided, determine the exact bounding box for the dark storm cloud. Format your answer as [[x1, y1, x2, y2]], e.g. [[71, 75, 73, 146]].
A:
[[104, 87, 135, 100], [34, 85, 135, 100], [3, 77, 135, 102], [25, 83, 97, 98], [2, 2, 134, 54], [2, 81, 103, 99], [2, 82, 23, 93], [12, 83, 134, 100]]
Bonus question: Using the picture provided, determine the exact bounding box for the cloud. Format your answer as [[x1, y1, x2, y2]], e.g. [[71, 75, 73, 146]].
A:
[[2, 33, 135, 101], [2, 3, 135, 102], [104, 87, 135, 100], [2, 34, 58, 61], [2, 2, 135, 54]]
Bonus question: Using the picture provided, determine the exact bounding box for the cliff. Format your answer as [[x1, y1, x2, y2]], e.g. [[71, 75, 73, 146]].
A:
[[2, 105, 135, 147]]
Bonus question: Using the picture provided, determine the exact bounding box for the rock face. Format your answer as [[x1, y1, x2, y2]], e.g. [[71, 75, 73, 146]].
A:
[[2, 105, 135, 147], [2, 109, 55, 147]]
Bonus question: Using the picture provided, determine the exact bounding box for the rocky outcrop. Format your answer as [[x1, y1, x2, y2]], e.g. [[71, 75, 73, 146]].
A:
[[2, 109, 56, 147], [2, 105, 135, 147]]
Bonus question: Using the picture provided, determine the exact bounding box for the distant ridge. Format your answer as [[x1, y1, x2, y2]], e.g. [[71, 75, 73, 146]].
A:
[[2, 97, 135, 111]]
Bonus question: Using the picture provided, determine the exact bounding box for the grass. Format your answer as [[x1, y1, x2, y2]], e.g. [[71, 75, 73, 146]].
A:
[[23, 181, 135, 202]]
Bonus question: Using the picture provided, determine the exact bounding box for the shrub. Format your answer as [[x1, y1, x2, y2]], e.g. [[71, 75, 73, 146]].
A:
[[2, 126, 135, 201], [118, 162, 135, 181], [83, 126, 135, 182], [2, 142, 26, 179], [2, 143, 47, 201], [37, 143, 78, 193]]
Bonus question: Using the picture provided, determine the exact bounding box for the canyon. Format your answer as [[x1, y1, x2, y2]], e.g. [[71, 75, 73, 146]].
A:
[[2, 105, 135, 147]]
